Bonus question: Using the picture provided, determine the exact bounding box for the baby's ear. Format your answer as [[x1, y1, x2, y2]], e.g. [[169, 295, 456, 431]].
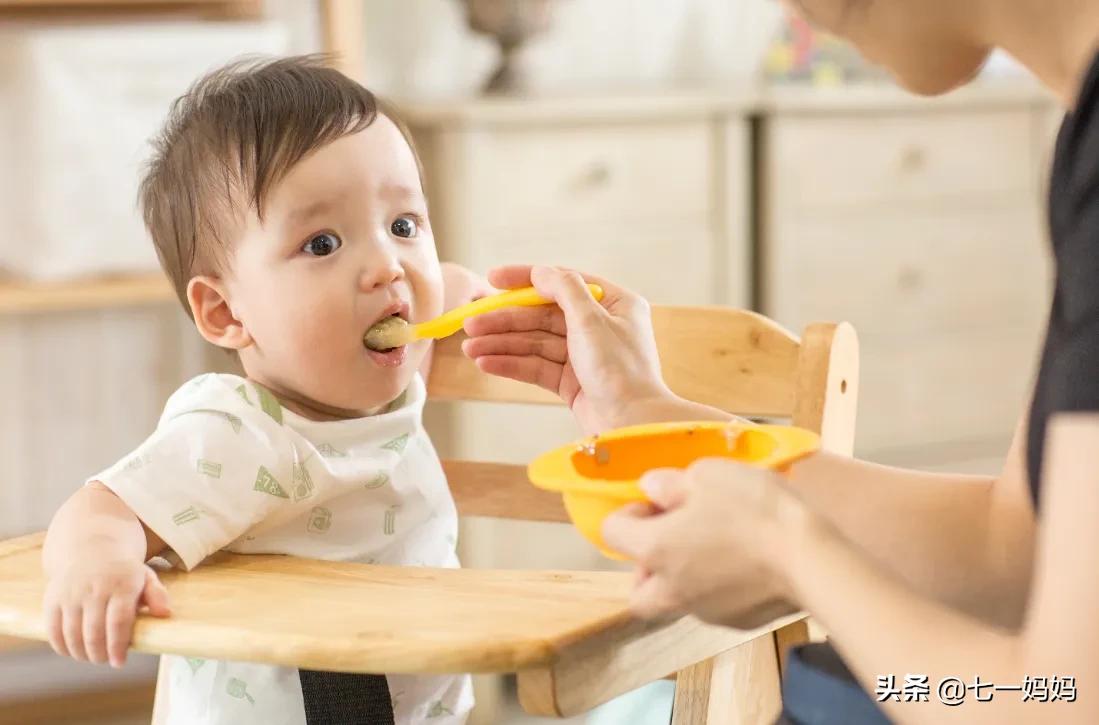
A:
[[187, 276, 252, 350]]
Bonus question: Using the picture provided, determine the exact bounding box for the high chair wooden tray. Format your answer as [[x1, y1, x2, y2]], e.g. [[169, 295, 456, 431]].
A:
[[0, 310, 858, 721], [0, 531, 802, 717]]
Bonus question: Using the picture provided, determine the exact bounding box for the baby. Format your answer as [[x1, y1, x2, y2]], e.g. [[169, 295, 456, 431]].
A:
[[40, 56, 486, 724]]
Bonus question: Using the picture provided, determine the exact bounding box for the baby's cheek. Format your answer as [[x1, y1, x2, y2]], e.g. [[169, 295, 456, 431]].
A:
[[282, 300, 351, 355], [417, 265, 445, 321]]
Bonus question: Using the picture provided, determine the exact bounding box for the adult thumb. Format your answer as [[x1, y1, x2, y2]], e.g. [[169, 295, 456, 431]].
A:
[[639, 469, 690, 511]]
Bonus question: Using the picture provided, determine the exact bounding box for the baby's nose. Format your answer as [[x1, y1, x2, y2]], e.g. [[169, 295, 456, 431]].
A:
[[359, 258, 404, 290]]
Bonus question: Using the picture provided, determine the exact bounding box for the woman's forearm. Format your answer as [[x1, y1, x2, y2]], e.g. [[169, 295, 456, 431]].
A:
[[626, 393, 1036, 623], [786, 451, 1036, 626], [784, 511, 1044, 724]]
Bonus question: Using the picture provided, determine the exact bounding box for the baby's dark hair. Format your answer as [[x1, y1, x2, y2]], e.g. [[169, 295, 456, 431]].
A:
[[139, 55, 422, 316]]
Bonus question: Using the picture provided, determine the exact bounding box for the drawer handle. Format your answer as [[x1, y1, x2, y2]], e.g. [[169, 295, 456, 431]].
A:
[[577, 162, 612, 188], [899, 146, 927, 173], [897, 266, 924, 291]]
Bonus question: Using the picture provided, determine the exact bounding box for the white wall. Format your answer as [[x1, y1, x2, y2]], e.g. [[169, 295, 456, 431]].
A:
[[359, 0, 784, 97]]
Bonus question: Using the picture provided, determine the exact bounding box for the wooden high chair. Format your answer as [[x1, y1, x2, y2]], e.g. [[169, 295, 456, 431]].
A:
[[0, 306, 858, 724]]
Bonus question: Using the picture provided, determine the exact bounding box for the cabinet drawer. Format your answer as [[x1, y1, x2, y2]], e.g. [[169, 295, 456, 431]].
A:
[[763, 208, 1051, 336], [854, 328, 1042, 453], [476, 221, 722, 305], [768, 111, 1036, 213], [474, 121, 713, 232]]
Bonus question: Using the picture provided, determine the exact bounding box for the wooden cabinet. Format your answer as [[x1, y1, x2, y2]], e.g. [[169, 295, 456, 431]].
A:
[[407, 85, 1058, 484], [766, 110, 1037, 211], [758, 86, 1058, 469], [403, 94, 753, 306]]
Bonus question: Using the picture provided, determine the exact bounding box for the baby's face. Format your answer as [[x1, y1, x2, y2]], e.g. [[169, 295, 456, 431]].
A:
[[226, 116, 443, 417]]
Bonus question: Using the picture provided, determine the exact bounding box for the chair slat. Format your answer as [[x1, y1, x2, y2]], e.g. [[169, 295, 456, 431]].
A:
[[442, 461, 568, 522], [427, 306, 801, 417]]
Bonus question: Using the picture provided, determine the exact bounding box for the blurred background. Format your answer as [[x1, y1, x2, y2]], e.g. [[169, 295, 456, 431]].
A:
[[0, 1, 1058, 723]]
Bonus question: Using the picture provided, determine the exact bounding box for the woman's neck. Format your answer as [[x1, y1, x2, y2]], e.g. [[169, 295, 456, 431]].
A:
[[986, 0, 1099, 107]]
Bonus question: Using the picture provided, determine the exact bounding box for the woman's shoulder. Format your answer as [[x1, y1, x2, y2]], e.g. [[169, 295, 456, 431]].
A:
[[1053, 50, 1099, 199], [1049, 52, 1099, 315]]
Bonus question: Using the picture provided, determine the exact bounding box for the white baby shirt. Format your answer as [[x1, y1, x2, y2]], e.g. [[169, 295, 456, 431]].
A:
[[93, 372, 472, 724]]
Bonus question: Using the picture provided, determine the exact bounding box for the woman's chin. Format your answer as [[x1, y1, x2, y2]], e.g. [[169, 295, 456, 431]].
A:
[[892, 51, 991, 97]]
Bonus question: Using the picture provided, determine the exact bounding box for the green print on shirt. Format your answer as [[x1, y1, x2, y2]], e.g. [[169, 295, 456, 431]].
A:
[[254, 385, 283, 425], [381, 433, 409, 454], [307, 506, 332, 533], [235, 384, 251, 405], [292, 462, 315, 501], [185, 657, 206, 674], [253, 466, 289, 498], [226, 678, 255, 705], [383, 506, 399, 536], [426, 700, 454, 718], [193, 409, 243, 435], [172, 507, 201, 526], [196, 459, 222, 478], [364, 472, 389, 490], [316, 443, 346, 458], [223, 413, 243, 434]]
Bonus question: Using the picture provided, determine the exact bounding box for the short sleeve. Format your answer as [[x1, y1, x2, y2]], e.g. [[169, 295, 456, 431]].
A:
[[92, 408, 298, 570]]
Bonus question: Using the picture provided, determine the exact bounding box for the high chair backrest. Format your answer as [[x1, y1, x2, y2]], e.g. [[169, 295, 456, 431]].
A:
[[426, 306, 859, 523]]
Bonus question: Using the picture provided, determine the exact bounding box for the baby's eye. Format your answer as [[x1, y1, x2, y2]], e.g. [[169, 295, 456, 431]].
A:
[[391, 216, 419, 239], [301, 232, 342, 256]]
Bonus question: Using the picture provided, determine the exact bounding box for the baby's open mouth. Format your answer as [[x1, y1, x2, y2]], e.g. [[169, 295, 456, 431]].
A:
[[364, 314, 410, 352], [363, 301, 412, 366]]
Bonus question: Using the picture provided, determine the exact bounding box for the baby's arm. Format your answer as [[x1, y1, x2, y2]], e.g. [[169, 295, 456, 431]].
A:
[[42, 482, 170, 668], [420, 262, 495, 382]]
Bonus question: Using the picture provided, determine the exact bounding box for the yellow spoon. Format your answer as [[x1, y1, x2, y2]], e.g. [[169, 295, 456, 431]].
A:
[[364, 284, 605, 351]]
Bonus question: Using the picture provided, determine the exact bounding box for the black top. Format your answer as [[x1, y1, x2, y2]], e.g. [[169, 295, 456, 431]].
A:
[[1027, 49, 1099, 505]]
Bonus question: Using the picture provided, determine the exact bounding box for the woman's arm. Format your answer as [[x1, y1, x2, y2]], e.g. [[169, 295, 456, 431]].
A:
[[778, 412, 1096, 723], [785, 415, 1036, 626], [603, 414, 1094, 722]]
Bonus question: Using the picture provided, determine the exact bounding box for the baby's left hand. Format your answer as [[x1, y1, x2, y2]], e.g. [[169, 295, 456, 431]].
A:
[[441, 262, 495, 313]]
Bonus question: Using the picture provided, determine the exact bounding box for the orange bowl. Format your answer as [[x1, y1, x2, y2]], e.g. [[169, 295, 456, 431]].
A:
[[527, 421, 820, 559]]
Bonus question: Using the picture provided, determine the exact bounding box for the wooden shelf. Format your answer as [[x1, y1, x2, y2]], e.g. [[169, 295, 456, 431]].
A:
[[0, 274, 176, 315], [0, 0, 261, 20]]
